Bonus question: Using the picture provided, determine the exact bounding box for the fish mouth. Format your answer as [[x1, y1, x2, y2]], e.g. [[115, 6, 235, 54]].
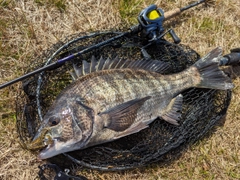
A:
[[38, 137, 83, 159], [27, 128, 65, 159], [38, 137, 68, 159], [38, 138, 58, 159], [26, 129, 53, 150]]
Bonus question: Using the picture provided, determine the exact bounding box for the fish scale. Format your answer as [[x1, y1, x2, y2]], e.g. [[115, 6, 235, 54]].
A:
[[79, 70, 168, 113]]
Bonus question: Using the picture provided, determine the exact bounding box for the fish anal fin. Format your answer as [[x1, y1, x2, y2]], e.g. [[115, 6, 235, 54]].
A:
[[161, 94, 183, 126], [115, 121, 148, 139], [100, 96, 151, 132]]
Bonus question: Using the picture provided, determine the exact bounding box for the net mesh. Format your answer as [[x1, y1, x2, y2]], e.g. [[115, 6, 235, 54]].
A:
[[16, 31, 231, 175]]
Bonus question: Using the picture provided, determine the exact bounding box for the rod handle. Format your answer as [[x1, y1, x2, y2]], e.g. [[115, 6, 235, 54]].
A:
[[164, 8, 181, 21], [223, 53, 240, 66]]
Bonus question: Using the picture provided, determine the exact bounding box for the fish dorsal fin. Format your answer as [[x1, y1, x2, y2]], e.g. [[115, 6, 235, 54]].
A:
[[90, 56, 97, 73], [96, 56, 105, 71], [71, 56, 170, 80], [82, 60, 90, 75], [102, 57, 112, 70], [73, 63, 82, 77]]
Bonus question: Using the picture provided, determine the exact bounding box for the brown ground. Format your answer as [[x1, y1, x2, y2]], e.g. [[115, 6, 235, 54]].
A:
[[0, 0, 239, 179]]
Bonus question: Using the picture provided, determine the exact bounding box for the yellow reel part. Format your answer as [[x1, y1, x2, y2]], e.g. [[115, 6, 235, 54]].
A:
[[147, 10, 161, 20]]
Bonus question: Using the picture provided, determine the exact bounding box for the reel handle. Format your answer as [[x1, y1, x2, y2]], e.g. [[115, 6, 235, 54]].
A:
[[169, 29, 181, 44]]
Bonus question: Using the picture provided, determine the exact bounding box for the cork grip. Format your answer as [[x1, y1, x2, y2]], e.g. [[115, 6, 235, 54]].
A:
[[164, 8, 181, 21]]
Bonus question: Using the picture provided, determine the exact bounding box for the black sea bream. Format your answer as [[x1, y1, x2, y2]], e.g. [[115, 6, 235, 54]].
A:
[[28, 47, 233, 159]]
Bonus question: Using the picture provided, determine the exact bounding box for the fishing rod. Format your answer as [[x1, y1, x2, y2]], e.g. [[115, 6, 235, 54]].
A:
[[164, 0, 214, 20], [0, 0, 214, 89]]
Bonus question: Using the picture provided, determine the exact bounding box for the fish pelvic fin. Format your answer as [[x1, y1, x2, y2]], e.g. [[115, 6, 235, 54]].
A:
[[70, 56, 170, 80], [192, 47, 234, 90], [161, 94, 183, 125], [99, 96, 151, 132], [114, 121, 149, 139]]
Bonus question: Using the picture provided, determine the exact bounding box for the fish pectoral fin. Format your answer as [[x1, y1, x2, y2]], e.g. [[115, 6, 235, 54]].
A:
[[114, 121, 149, 139], [161, 94, 183, 126], [100, 96, 151, 132]]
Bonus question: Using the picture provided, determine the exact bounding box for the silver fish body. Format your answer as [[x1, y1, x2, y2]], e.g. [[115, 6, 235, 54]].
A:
[[29, 47, 233, 159]]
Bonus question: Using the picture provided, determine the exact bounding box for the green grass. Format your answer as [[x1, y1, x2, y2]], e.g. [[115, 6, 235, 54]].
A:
[[119, 0, 144, 24]]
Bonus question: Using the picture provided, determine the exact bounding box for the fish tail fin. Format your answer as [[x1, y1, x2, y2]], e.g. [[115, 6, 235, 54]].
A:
[[193, 47, 234, 90]]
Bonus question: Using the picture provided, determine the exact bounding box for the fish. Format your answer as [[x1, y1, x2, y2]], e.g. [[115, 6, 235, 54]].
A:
[[28, 47, 233, 159]]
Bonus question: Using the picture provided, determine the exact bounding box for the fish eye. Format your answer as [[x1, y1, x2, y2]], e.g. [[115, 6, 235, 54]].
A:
[[48, 117, 60, 126]]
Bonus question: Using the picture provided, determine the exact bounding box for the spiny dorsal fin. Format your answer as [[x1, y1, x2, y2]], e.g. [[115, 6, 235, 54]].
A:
[[90, 56, 97, 73], [73, 63, 82, 77], [96, 56, 105, 71], [71, 56, 170, 80], [102, 57, 112, 70], [82, 60, 90, 75]]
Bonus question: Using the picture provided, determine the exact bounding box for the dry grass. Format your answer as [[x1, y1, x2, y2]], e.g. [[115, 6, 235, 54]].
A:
[[0, 0, 239, 179]]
